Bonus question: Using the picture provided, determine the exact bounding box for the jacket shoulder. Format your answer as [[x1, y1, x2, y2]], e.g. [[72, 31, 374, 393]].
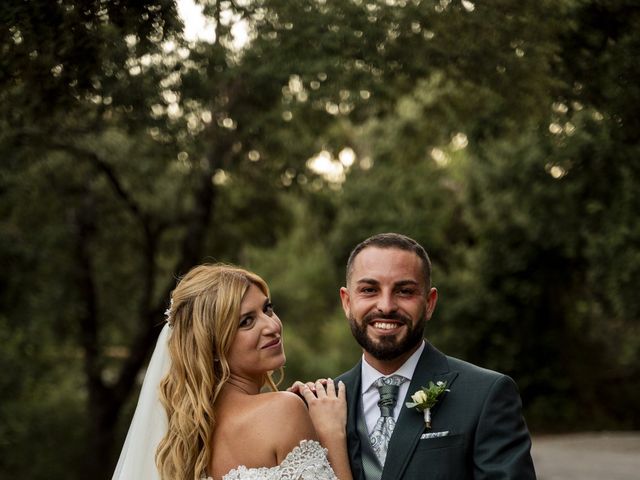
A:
[[445, 355, 505, 379], [441, 353, 522, 399]]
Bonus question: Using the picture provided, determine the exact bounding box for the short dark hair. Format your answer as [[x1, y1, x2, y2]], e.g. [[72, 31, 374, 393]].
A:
[[345, 232, 432, 288]]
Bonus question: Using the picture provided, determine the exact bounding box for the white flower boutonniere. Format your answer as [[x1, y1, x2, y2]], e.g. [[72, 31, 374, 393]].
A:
[[405, 381, 449, 429]]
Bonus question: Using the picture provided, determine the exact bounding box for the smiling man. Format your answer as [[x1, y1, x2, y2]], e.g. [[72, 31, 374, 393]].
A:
[[336, 233, 536, 480]]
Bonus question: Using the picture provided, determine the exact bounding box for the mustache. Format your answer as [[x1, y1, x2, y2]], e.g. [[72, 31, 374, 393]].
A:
[[363, 311, 411, 325]]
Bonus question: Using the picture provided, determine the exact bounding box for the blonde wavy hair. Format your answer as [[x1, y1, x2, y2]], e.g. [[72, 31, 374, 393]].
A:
[[156, 264, 279, 480]]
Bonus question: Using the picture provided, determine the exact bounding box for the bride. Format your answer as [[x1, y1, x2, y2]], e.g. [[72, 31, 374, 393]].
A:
[[112, 264, 352, 480]]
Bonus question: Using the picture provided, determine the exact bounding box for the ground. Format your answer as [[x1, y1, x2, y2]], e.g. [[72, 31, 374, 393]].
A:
[[532, 431, 640, 480]]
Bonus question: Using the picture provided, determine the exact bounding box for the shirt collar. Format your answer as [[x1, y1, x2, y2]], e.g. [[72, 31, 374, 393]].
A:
[[361, 340, 426, 394]]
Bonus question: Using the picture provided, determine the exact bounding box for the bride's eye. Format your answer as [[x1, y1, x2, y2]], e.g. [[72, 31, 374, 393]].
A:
[[264, 302, 274, 316], [239, 315, 254, 328]]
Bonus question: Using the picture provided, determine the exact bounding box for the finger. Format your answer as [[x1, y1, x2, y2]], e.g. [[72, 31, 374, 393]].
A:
[[300, 384, 317, 403], [338, 380, 346, 400], [286, 381, 305, 394], [285, 383, 297, 393], [306, 381, 316, 392], [315, 379, 327, 398], [325, 377, 336, 397]]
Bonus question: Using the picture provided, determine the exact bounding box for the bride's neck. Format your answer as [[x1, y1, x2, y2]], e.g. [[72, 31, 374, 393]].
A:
[[225, 375, 261, 395]]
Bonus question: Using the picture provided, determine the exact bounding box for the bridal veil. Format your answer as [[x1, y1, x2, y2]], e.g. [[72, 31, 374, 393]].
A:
[[112, 323, 171, 480]]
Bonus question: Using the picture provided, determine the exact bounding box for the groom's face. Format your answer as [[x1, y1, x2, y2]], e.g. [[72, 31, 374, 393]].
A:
[[340, 247, 438, 367]]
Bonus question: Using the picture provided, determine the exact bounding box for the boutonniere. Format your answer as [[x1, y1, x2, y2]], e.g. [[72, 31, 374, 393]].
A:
[[405, 381, 449, 429]]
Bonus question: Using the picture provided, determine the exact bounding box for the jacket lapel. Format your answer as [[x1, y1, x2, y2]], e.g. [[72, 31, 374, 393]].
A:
[[339, 362, 366, 480], [381, 343, 459, 480]]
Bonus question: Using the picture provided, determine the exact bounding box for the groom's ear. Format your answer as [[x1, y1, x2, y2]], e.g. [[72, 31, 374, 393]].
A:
[[425, 287, 438, 321], [339, 286, 351, 317]]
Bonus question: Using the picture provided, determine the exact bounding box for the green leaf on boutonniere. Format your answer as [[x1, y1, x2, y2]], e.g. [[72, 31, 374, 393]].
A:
[[405, 381, 449, 428]]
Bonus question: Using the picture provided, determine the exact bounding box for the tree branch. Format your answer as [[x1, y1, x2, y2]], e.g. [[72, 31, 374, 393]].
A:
[[71, 188, 109, 402], [48, 140, 146, 224], [229, 0, 255, 19], [9, 129, 148, 226]]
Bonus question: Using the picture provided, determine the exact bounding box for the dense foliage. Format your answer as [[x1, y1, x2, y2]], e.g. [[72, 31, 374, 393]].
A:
[[1, 1, 638, 478]]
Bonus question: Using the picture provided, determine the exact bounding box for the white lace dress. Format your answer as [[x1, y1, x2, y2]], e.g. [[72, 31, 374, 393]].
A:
[[204, 440, 338, 480]]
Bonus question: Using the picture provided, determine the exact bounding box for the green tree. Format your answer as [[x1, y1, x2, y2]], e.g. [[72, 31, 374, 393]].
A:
[[426, 0, 640, 429]]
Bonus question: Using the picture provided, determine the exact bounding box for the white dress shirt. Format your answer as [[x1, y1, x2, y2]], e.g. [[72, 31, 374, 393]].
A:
[[360, 340, 425, 435]]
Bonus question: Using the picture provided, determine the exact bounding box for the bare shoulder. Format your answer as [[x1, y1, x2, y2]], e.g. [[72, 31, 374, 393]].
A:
[[255, 391, 312, 423], [253, 391, 318, 461], [262, 390, 307, 407]]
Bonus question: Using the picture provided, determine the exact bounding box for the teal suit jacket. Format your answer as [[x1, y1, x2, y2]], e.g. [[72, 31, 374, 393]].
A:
[[336, 342, 536, 479]]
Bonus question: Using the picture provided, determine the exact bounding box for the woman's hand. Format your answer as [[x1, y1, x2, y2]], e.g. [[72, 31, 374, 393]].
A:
[[297, 378, 347, 444]]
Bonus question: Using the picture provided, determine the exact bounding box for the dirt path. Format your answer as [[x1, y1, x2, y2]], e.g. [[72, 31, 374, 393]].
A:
[[532, 431, 640, 480]]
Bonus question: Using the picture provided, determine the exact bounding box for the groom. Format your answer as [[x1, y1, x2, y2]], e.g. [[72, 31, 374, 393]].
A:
[[335, 233, 536, 480]]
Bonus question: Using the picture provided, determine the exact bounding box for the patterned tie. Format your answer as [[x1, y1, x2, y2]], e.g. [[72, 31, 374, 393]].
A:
[[369, 375, 406, 465]]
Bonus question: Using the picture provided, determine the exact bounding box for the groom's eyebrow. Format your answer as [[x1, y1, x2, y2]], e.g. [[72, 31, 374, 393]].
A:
[[356, 278, 379, 286]]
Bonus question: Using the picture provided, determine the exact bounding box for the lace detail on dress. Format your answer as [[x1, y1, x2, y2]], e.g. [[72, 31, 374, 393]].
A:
[[207, 439, 337, 480]]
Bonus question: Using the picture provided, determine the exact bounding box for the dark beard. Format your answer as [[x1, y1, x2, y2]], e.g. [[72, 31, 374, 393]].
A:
[[349, 310, 426, 361]]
